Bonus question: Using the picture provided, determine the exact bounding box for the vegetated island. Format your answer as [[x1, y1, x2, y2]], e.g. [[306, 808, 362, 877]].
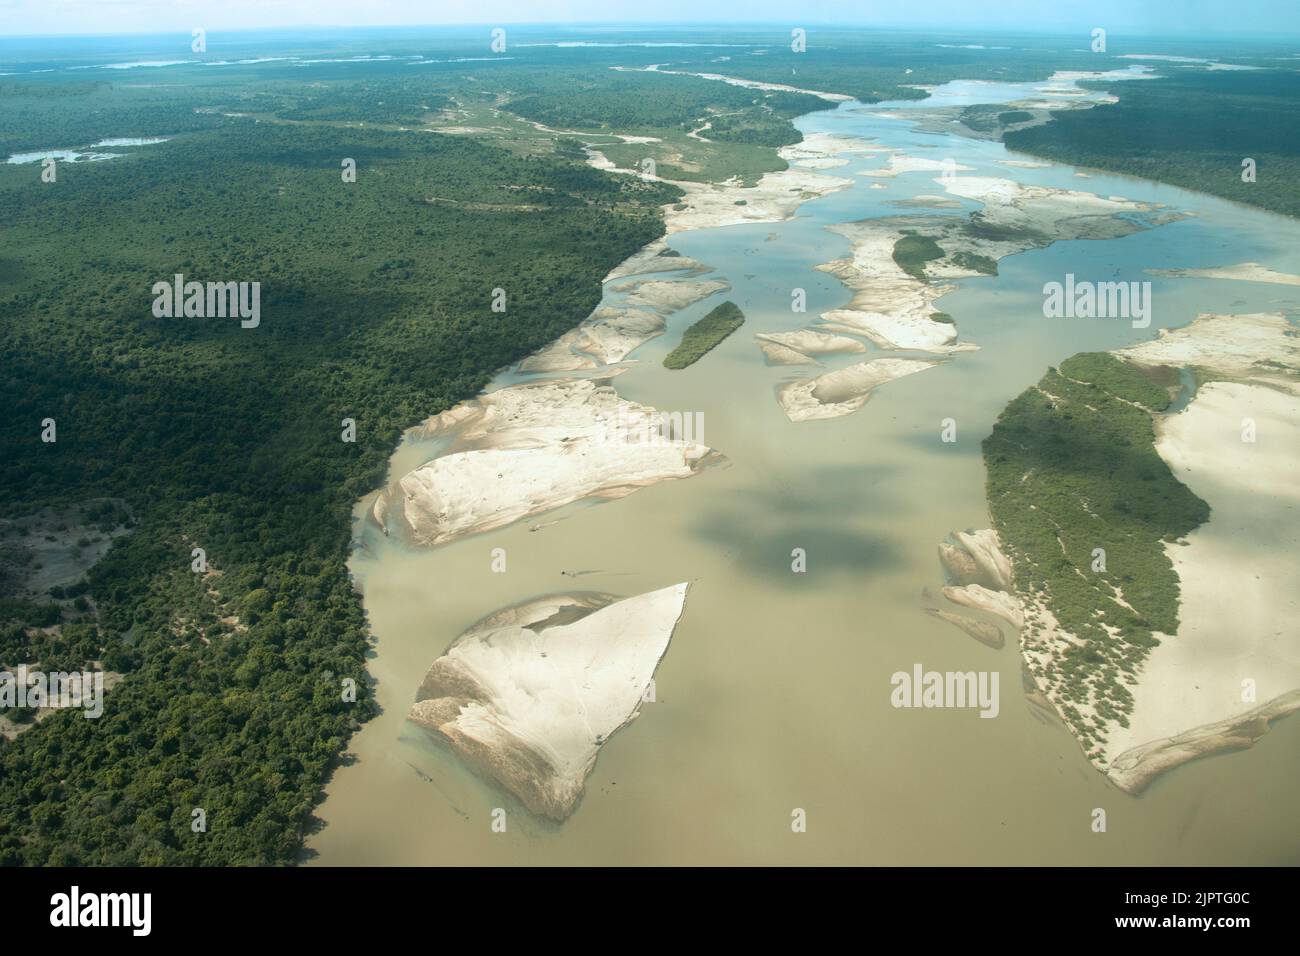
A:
[[959, 317, 1300, 793], [984, 351, 1207, 766], [663, 300, 745, 369]]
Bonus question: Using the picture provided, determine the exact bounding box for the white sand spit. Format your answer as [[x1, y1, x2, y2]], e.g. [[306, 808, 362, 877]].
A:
[[665, 164, 851, 234], [756, 329, 867, 356], [756, 339, 818, 365], [1115, 311, 1300, 396], [783, 132, 891, 166], [605, 238, 708, 281], [926, 608, 1005, 650], [517, 330, 600, 373], [615, 278, 730, 313], [859, 154, 975, 178], [629, 64, 852, 102], [814, 222, 972, 352], [572, 306, 666, 364], [941, 584, 1024, 630], [379, 379, 720, 546], [935, 176, 1165, 239], [1108, 692, 1300, 794], [409, 583, 690, 820], [776, 358, 938, 422], [939, 529, 1014, 590], [1146, 261, 1300, 287]]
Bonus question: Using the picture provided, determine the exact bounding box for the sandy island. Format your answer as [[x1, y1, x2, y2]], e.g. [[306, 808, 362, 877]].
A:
[[374, 378, 722, 546], [409, 583, 690, 820], [951, 312, 1300, 793], [754, 329, 867, 365], [776, 358, 939, 422], [1146, 261, 1300, 287]]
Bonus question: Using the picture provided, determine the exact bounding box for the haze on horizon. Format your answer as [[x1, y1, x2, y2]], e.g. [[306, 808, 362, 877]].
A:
[[1, 0, 1297, 39]]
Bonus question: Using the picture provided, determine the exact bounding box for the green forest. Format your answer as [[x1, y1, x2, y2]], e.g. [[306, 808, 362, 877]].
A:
[[0, 66, 678, 864], [1005, 69, 1300, 219], [983, 355, 1209, 753]]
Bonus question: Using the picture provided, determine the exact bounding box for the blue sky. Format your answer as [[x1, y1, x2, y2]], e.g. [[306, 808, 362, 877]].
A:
[[2, 1, 1298, 38]]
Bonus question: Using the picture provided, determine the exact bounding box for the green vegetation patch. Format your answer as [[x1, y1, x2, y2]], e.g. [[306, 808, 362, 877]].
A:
[[892, 234, 945, 281], [958, 104, 1007, 133], [950, 250, 999, 276], [955, 105, 1032, 134], [663, 301, 745, 369], [983, 358, 1210, 744], [1059, 352, 1173, 411]]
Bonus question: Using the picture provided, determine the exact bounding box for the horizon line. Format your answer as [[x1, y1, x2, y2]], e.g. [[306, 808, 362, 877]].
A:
[[3, 22, 1299, 43]]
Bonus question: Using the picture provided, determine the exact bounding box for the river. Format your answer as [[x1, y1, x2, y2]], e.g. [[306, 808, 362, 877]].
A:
[[305, 80, 1300, 865]]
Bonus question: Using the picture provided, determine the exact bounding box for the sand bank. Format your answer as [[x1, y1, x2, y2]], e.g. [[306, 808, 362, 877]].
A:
[[516, 331, 599, 373], [613, 277, 730, 312], [664, 162, 852, 235], [783, 132, 891, 167], [1115, 311, 1300, 396], [776, 358, 938, 422], [569, 306, 664, 365], [925, 608, 1005, 650], [1146, 261, 1300, 287], [755, 339, 817, 365], [934, 176, 1177, 241], [939, 529, 1014, 591], [376, 378, 721, 546], [813, 221, 973, 353], [409, 583, 689, 820], [858, 155, 974, 178], [605, 238, 709, 281], [810, 177, 1167, 360], [517, 306, 668, 373], [754, 329, 867, 365], [631, 64, 852, 102], [1005, 312, 1300, 788], [1108, 691, 1300, 794], [1103, 378, 1300, 784], [518, 274, 729, 373], [941, 584, 1024, 630], [885, 194, 965, 209]]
